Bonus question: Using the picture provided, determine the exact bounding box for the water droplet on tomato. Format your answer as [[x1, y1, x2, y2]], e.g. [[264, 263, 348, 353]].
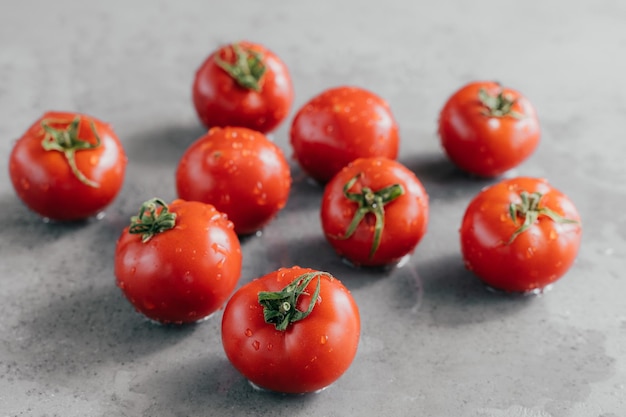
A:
[[130, 267, 136, 275], [549, 230, 557, 240], [245, 328, 253, 337], [211, 242, 228, 255], [216, 258, 226, 269], [266, 343, 273, 351], [252, 340, 260, 351], [143, 300, 155, 310], [118, 280, 126, 289], [499, 213, 508, 222], [526, 247, 535, 258], [20, 178, 30, 190], [325, 125, 334, 133], [175, 247, 182, 253], [89, 155, 98, 166], [320, 335, 328, 345]]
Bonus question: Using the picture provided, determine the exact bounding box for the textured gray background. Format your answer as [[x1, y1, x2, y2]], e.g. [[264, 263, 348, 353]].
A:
[[1, 1, 625, 416]]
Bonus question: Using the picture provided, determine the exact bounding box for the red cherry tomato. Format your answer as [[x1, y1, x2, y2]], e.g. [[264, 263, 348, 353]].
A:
[[175, 126, 292, 235], [438, 81, 541, 177], [460, 177, 582, 293], [192, 41, 294, 134], [8, 111, 127, 221], [115, 198, 242, 324], [290, 86, 400, 183], [321, 157, 429, 267], [221, 266, 360, 394]]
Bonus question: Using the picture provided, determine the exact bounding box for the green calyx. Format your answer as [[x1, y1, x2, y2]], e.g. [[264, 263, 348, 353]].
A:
[[340, 173, 405, 259], [478, 86, 524, 119], [507, 190, 579, 244], [258, 271, 327, 331], [129, 198, 177, 243], [40, 116, 102, 188], [215, 43, 266, 92]]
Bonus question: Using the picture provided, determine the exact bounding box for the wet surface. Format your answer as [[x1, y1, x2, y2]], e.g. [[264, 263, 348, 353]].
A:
[[1, 1, 625, 416]]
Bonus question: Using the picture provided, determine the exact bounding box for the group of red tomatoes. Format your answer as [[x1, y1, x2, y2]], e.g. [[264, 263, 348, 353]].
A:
[[8, 41, 582, 394]]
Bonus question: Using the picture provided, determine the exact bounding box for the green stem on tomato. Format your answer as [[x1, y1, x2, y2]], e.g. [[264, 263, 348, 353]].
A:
[[478, 86, 524, 119], [258, 271, 327, 331], [507, 190, 579, 244], [214, 42, 266, 92], [129, 198, 177, 243], [339, 173, 404, 259], [40, 116, 101, 188]]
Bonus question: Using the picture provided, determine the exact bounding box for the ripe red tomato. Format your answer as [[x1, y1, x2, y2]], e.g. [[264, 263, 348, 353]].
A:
[[290, 86, 400, 183], [175, 126, 292, 235], [8, 111, 127, 221], [192, 41, 294, 134], [438, 81, 541, 177], [221, 266, 360, 394], [460, 177, 582, 293], [321, 157, 429, 267], [115, 198, 242, 324]]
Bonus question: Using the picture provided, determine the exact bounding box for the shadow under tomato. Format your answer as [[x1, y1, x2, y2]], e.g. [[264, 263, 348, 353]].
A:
[[398, 152, 497, 202], [137, 355, 323, 415], [0, 194, 101, 250], [19, 279, 204, 384], [123, 122, 207, 166], [414, 252, 537, 326]]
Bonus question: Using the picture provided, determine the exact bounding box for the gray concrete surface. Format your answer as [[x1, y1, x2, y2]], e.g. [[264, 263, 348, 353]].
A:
[[1, 1, 625, 416]]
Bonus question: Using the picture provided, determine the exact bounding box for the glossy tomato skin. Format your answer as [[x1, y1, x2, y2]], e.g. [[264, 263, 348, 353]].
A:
[[290, 86, 399, 183], [460, 177, 582, 293], [438, 81, 540, 177], [115, 199, 242, 324], [192, 41, 294, 134], [221, 266, 360, 394], [175, 126, 292, 235], [9, 111, 127, 221], [321, 157, 429, 267]]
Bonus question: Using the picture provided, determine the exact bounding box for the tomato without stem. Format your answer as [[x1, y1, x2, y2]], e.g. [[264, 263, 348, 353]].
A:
[[321, 157, 429, 267], [221, 266, 360, 394], [192, 41, 294, 134], [460, 177, 582, 293], [115, 198, 242, 324], [290, 86, 399, 183], [438, 81, 541, 177], [8, 111, 127, 221], [176, 126, 291, 235]]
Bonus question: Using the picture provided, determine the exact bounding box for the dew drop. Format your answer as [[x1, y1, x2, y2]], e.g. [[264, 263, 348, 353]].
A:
[[245, 328, 253, 337], [320, 335, 328, 345], [20, 178, 30, 190], [130, 266, 137, 275], [252, 340, 261, 351], [266, 343, 273, 351], [89, 155, 98, 166], [549, 230, 557, 240]]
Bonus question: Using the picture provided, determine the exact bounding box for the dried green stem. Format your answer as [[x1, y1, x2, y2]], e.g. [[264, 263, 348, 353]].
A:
[[340, 173, 405, 259], [478, 86, 524, 119], [507, 191, 579, 244], [214, 43, 266, 92], [40, 116, 101, 188], [128, 198, 177, 243], [258, 271, 327, 331]]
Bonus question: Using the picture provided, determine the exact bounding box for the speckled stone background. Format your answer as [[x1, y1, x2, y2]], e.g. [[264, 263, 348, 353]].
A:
[[1, 1, 625, 416]]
